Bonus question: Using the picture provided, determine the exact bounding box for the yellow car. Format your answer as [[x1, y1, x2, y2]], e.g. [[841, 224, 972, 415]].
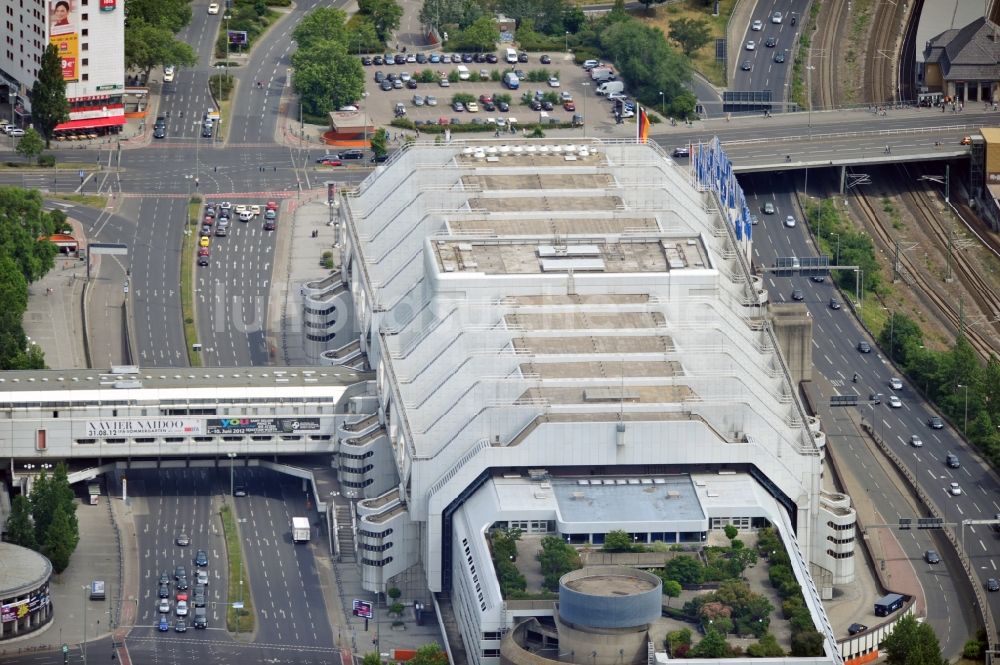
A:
[[248, 205, 261, 217], [199, 236, 210, 248]]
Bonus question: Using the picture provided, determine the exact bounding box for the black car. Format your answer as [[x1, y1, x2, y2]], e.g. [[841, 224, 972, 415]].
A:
[[857, 341, 871, 353], [829, 298, 841, 310], [540, 55, 551, 64], [218, 208, 230, 220], [741, 60, 752, 71], [847, 623, 868, 635], [200, 224, 212, 237], [380, 80, 393, 91], [790, 289, 804, 301], [195, 549, 209, 567], [340, 149, 364, 160], [672, 147, 690, 158], [176, 576, 190, 590], [486, 53, 498, 63], [988, 578, 1000, 592], [394, 54, 406, 64], [153, 126, 166, 139], [361, 56, 372, 65], [946, 453, 960, 468], [202, 124, 213, 138], [530, 100, 542, 111], [374, 71, 384, 82], [483, 101, 496, 112], [159, 571, 171, 586], [371, 154, 389, 163], [518, 51, 528, 62], [159, 584, 170, 598], [924, 549, 941, 564], [175, 565, 187, 580], [474, 52, 486, 63], [765, 36, 777, 47], [406, 79, 418, 89], [497, 100, 509, 112], [928, 416, 944, 429], [774, 52, 786, 63], [461, 53, 473, 63], [810, 274, 824, 283], [542, 100, 554, 111], [415, 53, 427, 64], [373, 55, 384, 65], [868, 393, 882, 405]]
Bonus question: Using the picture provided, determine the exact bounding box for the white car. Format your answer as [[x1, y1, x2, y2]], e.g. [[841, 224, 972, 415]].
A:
[[751, 19, 763, 31], [7, 127, 25, 137], [772, 11, 783, 23], [158, 598, 170, 613], [238, 210, 254, 222], [207, 2, 219, 13], [888, 395, 902, 408], [548, 76, 560, 87], [176, 600, 188, 617], [164, 66, 175, 82], [784, 215, 796, 228], [889, 377, 903, 390], [746, 41, 756, 51], [949, 482, 962, 496], [399, 71, 411, 82], [196, 570, 209, 586], [425, 95, 437, 106], [910, 435, 923, 447]]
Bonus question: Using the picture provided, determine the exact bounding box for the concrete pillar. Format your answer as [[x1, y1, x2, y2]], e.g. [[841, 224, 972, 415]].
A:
[[769, 303, 814, 385]]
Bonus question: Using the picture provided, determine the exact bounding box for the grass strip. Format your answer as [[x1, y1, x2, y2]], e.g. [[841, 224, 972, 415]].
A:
[[219, 504, 255, 633], [181, 196, 203, 367], [49, 193, 108, 208]]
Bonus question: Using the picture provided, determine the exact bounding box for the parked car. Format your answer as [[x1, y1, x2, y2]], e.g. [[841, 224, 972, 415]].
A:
[[847, 623, 867, 635]]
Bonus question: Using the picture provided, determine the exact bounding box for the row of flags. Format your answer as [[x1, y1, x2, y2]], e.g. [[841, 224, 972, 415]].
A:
[[633, 106, 750, 242]]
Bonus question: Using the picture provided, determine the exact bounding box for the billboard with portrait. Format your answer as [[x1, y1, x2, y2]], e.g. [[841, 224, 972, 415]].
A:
[[49, 0, 79, 81]]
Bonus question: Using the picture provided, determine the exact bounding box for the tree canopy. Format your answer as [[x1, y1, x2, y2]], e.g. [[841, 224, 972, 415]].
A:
[[669, 17, 712, 56], [16, 128, 44, 162], [124, 20, 197, 75], [537, 536, 581, 590], [292, 40, 365, 116], [6, 495, 37, 550], [357, 0, 402, 44], [25, 462, 80, 571], [883, 610, 947, 665], [31, 45, 70, 148]]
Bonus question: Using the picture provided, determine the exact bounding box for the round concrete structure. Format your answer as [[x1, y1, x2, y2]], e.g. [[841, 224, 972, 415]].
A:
[[0, 542, 53, 640], [558, 566, 661, 630]]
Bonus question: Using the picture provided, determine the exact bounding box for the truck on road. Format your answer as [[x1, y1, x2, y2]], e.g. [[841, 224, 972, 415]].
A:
[[292, 516, 311, 543]]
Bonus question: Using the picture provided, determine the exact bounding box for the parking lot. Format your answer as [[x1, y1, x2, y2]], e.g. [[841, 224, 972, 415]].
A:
[[359, 49, 633, 132]]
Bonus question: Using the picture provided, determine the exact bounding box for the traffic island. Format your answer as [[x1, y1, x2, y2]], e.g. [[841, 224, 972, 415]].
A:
[[181, 196, 202, 366], [219, 503, 255, 634]]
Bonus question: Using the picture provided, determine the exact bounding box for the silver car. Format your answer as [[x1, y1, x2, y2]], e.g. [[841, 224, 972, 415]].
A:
[[425, 95, 437, 106], [412, 95, 425, 106]]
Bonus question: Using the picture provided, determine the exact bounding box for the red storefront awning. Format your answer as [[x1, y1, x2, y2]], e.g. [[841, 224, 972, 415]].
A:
[[54, 115, 126, 131]]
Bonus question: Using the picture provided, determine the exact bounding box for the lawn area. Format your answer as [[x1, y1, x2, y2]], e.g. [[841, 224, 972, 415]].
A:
[[629, 0, 737, 87], [49, 193, 108, 208], [220, 504, 255, 633], [182, 197, 202, 367]]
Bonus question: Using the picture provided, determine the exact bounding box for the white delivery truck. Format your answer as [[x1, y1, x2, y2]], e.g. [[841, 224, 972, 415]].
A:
[[456, 65, 470, 80], [590, 67, 614, 83], [292, 517, 311, 543], [596, 80, 624, 96]]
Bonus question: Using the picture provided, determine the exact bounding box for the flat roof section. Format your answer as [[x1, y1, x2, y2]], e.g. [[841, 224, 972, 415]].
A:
[[513, 335, 674, 354], [506, 311, 666, 331], [446, 216, 660, 236], [517, 384, 695, 406], [553, 476, 705, 525], [563, 572, 658, 596], [434, 238, 707, 275], [467, 195, 623, 213], [459, 172, 616, 192], [0, 542, 52, 596], [519, 360, 683, 380]]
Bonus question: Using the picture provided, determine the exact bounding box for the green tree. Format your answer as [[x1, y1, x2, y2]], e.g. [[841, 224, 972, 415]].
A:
[[410, 643, 447, 665], [884, 614, 947, 665], [29, 471, 55, 544], [419, 0, 485, 31], [537, 536, 581, 590], [31, 45, 70, 148], [668, 17, 711, 56], [370, 128, 389, 159], [490, 527, 522, 562], [362, 653, 382, 665], [357, 0, 403, 44], [42, 503, 74, 573], [387, 586, 401, 600], [50, 462, 80, 549], [292, 40, 365, 115], [15, 128, 44, 163], [723, 524, 738, 541], [6, 494, 38, 550], [293, 7, 349, 49], [125, 0, 191, 33], [746, 633, 785, 657], [790, 628, 825, 657], [496, 559, 526, 597], [124, 20, 197, 76], [665, 627, 692, 655], [603, 530, 634, 552], [662, 579, 682, 607], [690, 628, 731, 658], [638, 0, 666, 11], [879, 312, 923, 365], [454, 15, 498, 51], [664, 555, 703, 584]]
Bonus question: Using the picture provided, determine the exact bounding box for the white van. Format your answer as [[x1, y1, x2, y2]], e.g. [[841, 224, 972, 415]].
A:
[[456, 65, 470, 80], [596, 80, 624, 96], [505, 48, 518, 64]]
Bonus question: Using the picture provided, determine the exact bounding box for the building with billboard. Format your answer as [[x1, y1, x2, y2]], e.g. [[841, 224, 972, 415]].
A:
[[321, 139, 854, 665], [0, 0, 124, 133], [0, 542, 53, 640]]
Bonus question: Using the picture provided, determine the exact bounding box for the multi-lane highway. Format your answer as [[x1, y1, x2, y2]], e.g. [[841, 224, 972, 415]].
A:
[[730, 0, 810, 111]]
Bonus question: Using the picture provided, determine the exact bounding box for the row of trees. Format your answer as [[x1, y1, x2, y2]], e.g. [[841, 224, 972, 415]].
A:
[[124, 0, 197, 76], [6, 463, 81, 572], [291, 8, 371, 117], [0, 187, 65, 369]]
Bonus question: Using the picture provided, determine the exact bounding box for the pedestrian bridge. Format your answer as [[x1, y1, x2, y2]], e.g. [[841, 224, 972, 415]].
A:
[[2, 366, 371, 461]]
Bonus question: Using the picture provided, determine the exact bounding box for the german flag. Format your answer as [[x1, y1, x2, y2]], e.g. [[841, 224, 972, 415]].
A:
[[637, 106, 650, 144]]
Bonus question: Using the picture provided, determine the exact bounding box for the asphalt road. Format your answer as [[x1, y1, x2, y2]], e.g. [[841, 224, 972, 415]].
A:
[[731, 0, 810, 112], [739, 171, 987, 654]]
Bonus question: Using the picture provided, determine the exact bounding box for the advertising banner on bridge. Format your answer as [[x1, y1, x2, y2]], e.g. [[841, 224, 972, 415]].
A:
[[206, 418, 321, 435], [85, 419, 204, 437]]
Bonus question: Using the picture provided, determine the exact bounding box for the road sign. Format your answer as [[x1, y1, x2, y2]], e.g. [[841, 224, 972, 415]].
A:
[[62, 644, 69, 654], [353, 598, 373, 619], [800, 256, 830, 278], [829, 395, 859, 407]]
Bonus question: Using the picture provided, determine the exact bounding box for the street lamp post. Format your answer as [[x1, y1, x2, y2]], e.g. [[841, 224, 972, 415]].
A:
[[882, 308, 895, 361], [659, 90, 664, 118], [832, 232, 841, 267], [581, 82, 589, 137], [565, 31, 570, 52], [81, 585, 89, 664], [806, 65, 816, 135]]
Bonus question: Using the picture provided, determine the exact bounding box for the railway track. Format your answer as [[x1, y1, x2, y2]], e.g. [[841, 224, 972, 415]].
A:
[[853, 172, 1000, 360], [810, 0, 846, 110]]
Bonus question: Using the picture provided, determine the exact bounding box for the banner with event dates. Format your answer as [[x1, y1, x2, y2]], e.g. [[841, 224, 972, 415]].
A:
[[1, 589, 49, 623], [206, 418, 321, 435]]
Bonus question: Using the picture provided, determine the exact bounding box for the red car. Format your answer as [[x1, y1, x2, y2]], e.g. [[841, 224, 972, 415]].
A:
[[176, 592, 188, 602], [202, 215, 213, 225], [265, 200, 278, 211], [563, 101, 576, 111], [198, 246, 210, 257], [478, 93, 492, 104], [319, 159, 343, 166]]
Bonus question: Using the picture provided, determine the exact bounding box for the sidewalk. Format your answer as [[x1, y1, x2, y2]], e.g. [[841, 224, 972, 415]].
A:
[[0, 492, 123, 658]]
